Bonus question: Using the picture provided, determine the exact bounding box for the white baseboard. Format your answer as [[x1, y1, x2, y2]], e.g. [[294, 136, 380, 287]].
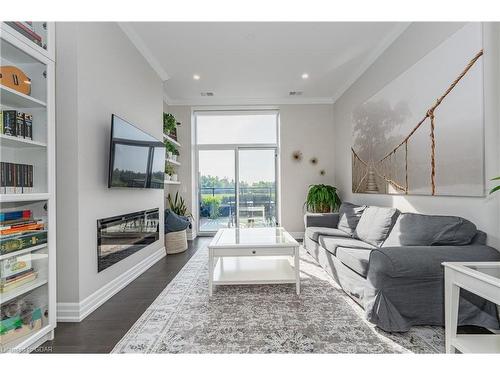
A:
[[187, 229, 197, 240], [57, 247, 166, 322], [290, 232, 304, 240]]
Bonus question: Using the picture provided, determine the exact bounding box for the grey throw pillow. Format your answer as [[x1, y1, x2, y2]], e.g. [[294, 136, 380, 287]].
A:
[[337, 202, 366, 236], [382, 213, 478, 247], [354, 206, 399, 247]]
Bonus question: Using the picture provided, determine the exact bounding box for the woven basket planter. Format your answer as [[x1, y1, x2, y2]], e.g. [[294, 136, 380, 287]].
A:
[[165, 229, 188, 254]]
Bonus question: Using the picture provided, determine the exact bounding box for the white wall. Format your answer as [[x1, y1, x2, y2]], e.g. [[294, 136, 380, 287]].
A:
[[56, 22, 164, 305], [333, 22, 500, 247], [279, 105, 335, 235], [164, 104, 335, 237]]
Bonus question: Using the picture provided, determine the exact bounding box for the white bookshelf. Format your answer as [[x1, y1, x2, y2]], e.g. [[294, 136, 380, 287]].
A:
[[0, 22, 56, 353]]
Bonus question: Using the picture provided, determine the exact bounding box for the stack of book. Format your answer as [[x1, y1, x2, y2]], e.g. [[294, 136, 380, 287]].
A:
[[0, 110, 33, 140], [0, 162, 34, 194], [0, 264, 37, 293], [0, 210, 47, 257]]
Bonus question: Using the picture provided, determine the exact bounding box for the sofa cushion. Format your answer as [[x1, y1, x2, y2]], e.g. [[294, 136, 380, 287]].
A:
[[305, 227, 351, 242], [336, 247, 372, 277], [354, 206, 399, 247], [337, 202, 366, 236], [382, 213, 478, 247], [318, 235, 375, 256]]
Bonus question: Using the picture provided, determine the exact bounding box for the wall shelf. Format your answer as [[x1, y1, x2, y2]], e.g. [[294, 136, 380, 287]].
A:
[[0, 279, 48, 304], [166, 158, 180, 166], [0, 244, 47, 261], [165, 180, 181, 185], [163, 133, 181, 148], [0, 84, 47, 109], [0, 134, 47, 148], [0, 193, 51, 203]]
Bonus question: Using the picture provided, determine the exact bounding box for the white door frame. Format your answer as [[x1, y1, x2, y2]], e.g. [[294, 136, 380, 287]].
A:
[[193, 109, 281, 236]]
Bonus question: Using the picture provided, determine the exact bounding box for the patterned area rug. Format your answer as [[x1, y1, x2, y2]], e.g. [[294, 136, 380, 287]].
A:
[[112, 246, 445, 353]]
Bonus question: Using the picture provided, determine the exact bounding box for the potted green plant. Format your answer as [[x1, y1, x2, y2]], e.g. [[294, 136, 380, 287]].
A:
[[165, 163, 175, 181], [163, 113, 177, 139], [171, 147, 180, 162], [165, 141, 177, 160], [304, 184, 341, 213], [167, 192, 192, 218], [166, 192, 191, 254], [490, 176, 500, 195]]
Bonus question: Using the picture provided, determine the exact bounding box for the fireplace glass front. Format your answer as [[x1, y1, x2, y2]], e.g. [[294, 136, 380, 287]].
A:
[[97, 208, 160, 272]]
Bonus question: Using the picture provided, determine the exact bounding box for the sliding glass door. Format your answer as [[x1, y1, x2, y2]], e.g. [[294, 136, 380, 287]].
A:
[[237, 148, 277, 228], [198, 150, 236, 233], [196, 111, 279, 235]]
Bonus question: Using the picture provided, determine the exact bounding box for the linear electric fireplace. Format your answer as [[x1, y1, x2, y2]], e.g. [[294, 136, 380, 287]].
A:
[[97, 208, 160, 272]]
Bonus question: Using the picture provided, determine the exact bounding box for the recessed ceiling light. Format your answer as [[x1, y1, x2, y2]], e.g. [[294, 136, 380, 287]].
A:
[[301, 73, 309, 79], [193, 74, 201, 80]]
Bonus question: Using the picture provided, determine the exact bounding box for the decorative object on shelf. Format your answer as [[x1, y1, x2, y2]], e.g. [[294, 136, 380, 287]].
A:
[[172, 147, 179, 161], [292, 151, 303, 162], [0, 66, 32, 95], [171, 173, 178, 182], [304, 184, 341, 213], [352, 24, 484, 197], [163, 113, 178, 141], [165, 140, 178, 161], [310, 157, 318, 165], [165, 163, 176, 180], [320, 169, 326, 176], [4, 22, 43, 48], [490, 176, 500, 195]]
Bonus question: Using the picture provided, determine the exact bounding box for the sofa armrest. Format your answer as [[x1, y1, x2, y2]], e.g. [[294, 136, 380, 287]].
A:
[[304, 212, 339, 229], [368, 245, 500, 281]]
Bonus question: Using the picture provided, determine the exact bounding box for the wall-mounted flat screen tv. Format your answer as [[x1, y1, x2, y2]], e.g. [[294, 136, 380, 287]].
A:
[[108, 114, 165, 189]]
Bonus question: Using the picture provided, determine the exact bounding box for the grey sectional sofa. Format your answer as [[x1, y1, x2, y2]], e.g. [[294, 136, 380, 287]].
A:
[[303, 203, 500, 332]]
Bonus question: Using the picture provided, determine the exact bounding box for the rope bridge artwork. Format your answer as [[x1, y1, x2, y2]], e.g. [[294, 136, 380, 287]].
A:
[[352, 47, 483, 196]]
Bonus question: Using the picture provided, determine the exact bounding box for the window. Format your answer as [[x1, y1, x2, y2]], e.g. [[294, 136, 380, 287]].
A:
[[196, 112, 277, 145]]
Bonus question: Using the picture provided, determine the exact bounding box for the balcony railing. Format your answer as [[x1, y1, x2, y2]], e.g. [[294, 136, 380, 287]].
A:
[[199, 186, 276, 230]]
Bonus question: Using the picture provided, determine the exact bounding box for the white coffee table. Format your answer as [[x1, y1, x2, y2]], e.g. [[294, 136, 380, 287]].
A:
[[442, 262, 500, 353], [208, 227, 300, 296]]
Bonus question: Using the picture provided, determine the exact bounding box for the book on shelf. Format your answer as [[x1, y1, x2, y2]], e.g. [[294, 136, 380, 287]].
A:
[[0, 162, 34, 194], [2, 111, 34, 140], [0, 271, 37, 293], [1, 253, 33, 279], [0, 210, 31, 222], [0, 210, 47, 256], [0, 230, 48, 256], [5, 22, 43, 47], [0, 222, 44, 236]]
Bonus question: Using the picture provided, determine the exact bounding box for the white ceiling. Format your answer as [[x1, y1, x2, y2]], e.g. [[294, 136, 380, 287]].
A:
[[121, 22, 408, 105]]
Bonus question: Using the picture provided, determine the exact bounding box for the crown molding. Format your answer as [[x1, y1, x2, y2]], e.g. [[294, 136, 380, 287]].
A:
[[118, 22, 170, 82], [331, 22, 411, 103], [165, 96, 335, 106]]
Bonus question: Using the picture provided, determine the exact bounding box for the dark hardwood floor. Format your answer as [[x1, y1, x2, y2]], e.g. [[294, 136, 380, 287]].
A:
[[35, 236, 489, 353], [36, 237, 210, 353]]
